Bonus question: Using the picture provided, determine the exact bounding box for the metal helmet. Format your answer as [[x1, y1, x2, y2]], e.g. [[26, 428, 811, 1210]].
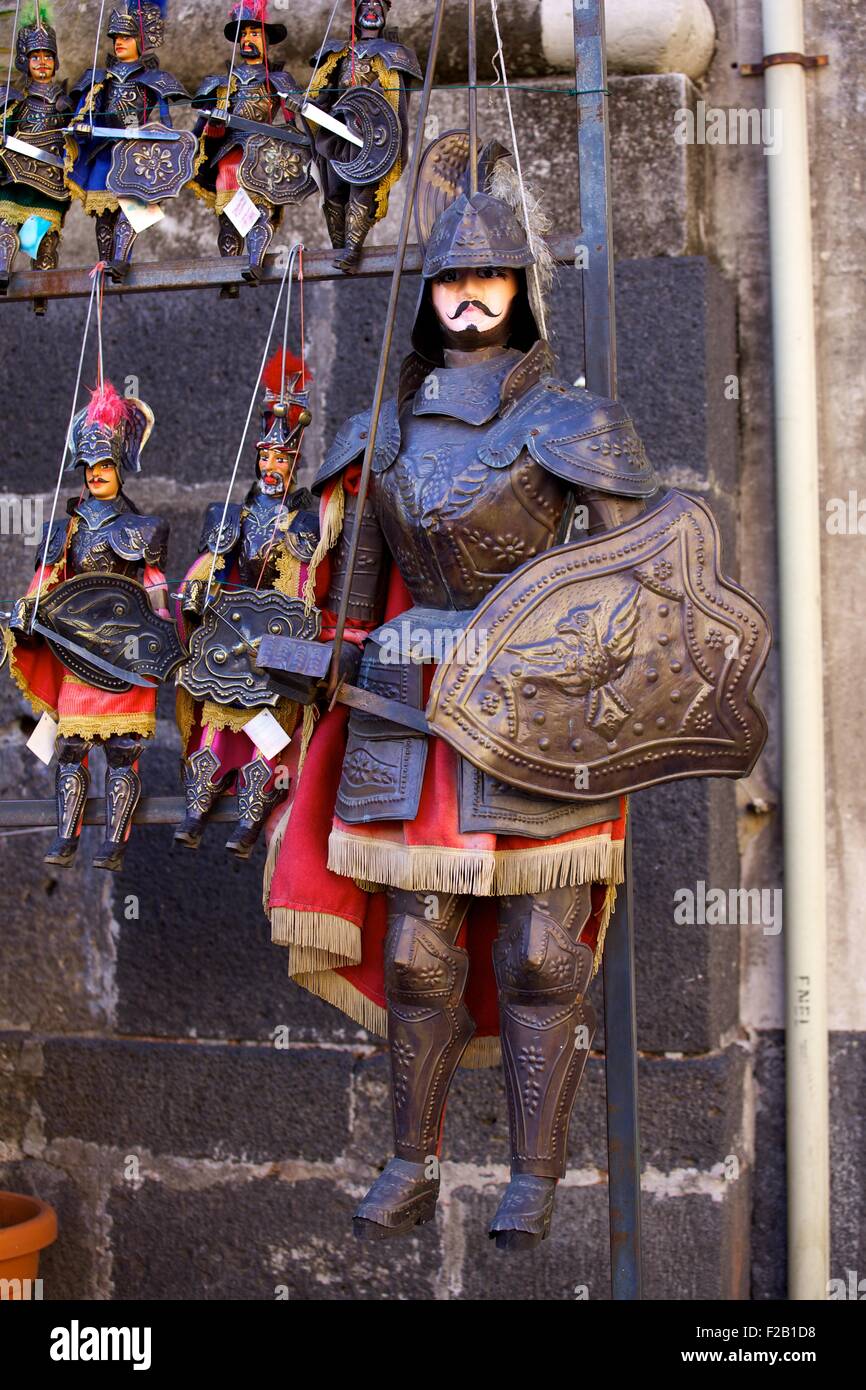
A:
[[224, 1, 287, 47], [67, 384, 154, 478], [15, 4, 59, 73], [411, 191, 541, 362], [255, 351, 311, 473], [107, 0, 166, 52]]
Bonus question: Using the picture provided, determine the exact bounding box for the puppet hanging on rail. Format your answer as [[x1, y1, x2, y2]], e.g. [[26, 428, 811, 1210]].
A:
[[189, 3, 317, 288], [5, 384, 186, 872], [174, 350, 320, 857], [0, 4, 72, 292], [66, 1, 194, 282]]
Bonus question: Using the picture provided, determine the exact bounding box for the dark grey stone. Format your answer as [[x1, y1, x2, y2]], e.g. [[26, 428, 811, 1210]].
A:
[[0, 1158, 97, 1301], [830, 1033, 866, 1282], [37, 1038, 351, 1163], [751, 1029, 786, 1300]]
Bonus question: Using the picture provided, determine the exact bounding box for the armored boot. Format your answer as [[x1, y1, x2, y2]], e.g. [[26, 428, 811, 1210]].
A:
[[44, 737, 92, 868], [0, 219, 20, 294], [225, 754, 283, 859], [174, 747, 230, 850], [33, 229, 61, 271], [217, 213, 243, 298], [354, 890, 475, 1241], [490, 884, 598, 1251], [241, 211, 275, 285], [335, 197, 374, 275], [106, 210, 138, 283], [94, 209, 116, 264], [322, 197, 347, 250], [92, 736, 143, 873]]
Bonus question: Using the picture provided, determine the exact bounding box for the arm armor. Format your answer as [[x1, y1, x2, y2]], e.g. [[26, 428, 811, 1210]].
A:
[[198, 502, 242, 556], [109, 514, 169, 568], [325, 492, 388, 629], [34, 517, 71, 568]]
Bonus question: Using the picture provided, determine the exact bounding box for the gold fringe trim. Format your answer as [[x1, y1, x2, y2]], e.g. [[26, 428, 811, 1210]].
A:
[[296, 702, 318, 778], [0, 199, 64, 230], [307, 52, 343, 105], [461, 1036, 502, 1069], [176, 684, 196, 749], [327, 830, 625, 898], [592, 883, 617, 977], [262, 801, 293, 912], [270, 907, 361, 964], [370, 57, 401, 221], [303, 477, 345, 612], [273, 547, 301, 598], [57, 711, 156, 739]]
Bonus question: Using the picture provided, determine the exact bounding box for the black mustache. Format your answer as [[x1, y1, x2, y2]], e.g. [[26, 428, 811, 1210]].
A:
[[448, 299, 498, 321]]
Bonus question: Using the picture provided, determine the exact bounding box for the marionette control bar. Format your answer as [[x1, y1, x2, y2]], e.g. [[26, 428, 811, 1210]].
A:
[[0, 235, 579, 304]]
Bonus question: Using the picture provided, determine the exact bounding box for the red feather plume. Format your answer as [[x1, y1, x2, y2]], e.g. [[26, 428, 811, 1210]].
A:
[[85, 381, 132, 430], [262, 348, 306, 395]]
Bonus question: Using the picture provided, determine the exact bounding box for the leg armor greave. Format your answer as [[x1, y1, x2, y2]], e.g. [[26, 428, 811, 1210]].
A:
[[217, 212, 244, 258], [94, 210, 117, 263], [494, 884, 597, 1181], [33, 229, 61, 272], [242, 210, 275, 284], [0, 219, 20, 290], [44, 736, 92, 868], [225, 754, 283, 859], [322, 197, 347, 249], [93, 736, 142, 873], [107, 209, 137, 281], [384, 890, 475, 1163], [174, 746, 229, 850], [336, 193, 374, 274]]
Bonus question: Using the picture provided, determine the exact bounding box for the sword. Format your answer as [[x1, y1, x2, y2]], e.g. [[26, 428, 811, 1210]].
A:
[[1, 134, 65, 168], [32, 619, 154, 688], [63, 123, 181, 142], [202, 101, 364, 150]]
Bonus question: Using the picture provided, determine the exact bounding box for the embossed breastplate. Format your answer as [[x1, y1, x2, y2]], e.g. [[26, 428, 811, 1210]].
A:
[[335, 53, 378, 89], [231, 71, 278, 123], [236, 496, 291, 589], [67, 499, 139, 579], [17, 86, 67, 132], [101, 76, 148, 126], [372, 409, 568, 610]]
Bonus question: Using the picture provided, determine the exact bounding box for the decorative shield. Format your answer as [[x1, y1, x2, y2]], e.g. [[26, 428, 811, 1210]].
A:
[[427, 490, 771, 801], [106, 124, 198, 204], [330, 86, 401, 187], [178, 588, 321, 710], [36, 574, 188, 693], [238, 132, 317, 206], [0, 129, 67, 199]]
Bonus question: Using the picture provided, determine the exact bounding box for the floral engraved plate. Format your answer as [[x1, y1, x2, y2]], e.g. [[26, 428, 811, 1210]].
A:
[[178, 588, 320, 710], [238, 133, 317, 206], [427, 490, 772, 801], [106, 124, 198, 204]]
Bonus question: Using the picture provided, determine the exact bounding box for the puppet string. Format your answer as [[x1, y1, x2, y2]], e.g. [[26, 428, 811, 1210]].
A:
[[256, 243, 305, 589], [86, 0, 108, 125], [204, 242, 303, 603], [1, 0, 22, 147], [302, 0, 343, 108], [490, 0, 548, 342], [221, 7, 242, 119], [30, 269, 99, 632]]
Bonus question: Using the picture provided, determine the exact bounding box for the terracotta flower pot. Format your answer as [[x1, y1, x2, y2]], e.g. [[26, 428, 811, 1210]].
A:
[[0, 1192, 57, 1299]]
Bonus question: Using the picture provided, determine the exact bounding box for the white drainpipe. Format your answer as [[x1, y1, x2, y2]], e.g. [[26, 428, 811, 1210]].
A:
[[761, 0, 829, 1300]]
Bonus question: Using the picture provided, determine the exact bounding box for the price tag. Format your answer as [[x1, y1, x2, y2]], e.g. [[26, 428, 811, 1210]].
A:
[[27, 711, 59, 766], [118, 196, 165, 233], [223, 187, 260, 237], [244, 709, 291, 760]]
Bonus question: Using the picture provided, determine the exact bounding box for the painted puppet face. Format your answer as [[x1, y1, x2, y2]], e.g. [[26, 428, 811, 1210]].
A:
[[113, 35, 140, 62], [85, 461, 121, 500], [356, 2, 388, 34], [257, 446, 293, 492], [431, 267, 520, 343], [238, 23, 265, 60], [28, 50, 56, 81]]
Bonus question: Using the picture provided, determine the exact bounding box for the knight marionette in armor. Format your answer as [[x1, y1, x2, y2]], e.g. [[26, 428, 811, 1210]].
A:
[[5, 384, 185, 873], [189, 3, 316, 289], [258, 170, 770, 1248], [0, 4, 72, 291], [307, 1, 421, 273], [66, 1, 193, 283], [173, 351, 320, 857]]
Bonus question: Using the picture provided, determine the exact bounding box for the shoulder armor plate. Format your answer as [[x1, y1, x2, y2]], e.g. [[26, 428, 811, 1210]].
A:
[[139, 69, 188, 100], [479, 380, 660, 498], [109, 514, 169, 567], [269, 69, 302, 96], [193, 74, 224, 100], [368, 40, 422, 81], [35, 517, 71, 568], [199, 503, 242, 556], [70, 68, 105, 98], [286, 509, 320, 563], [314, 399, 401, 490]]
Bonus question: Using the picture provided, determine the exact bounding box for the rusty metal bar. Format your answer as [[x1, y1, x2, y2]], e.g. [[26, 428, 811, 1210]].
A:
[[575, 0, 643, 1301], [0, 234, 579, 304], [0, 796, 239, 830]]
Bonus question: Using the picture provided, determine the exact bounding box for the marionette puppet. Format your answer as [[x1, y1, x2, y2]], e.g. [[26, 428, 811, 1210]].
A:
[[66, 1, 193, 282], [258, 158, 771, 1248], [6, 383, 185, 872], [0, 4, 72, 291], [307, 0, 422, 272], [174, 350, 320, 858], [189, 3, 317, 289]]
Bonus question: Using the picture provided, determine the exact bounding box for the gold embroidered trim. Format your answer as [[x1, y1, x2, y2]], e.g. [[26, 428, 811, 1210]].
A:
[[56, 711, 156, 739], [303, 477, 344, 612], [327, 830, 625, 898], [0, 199, 64, 230]]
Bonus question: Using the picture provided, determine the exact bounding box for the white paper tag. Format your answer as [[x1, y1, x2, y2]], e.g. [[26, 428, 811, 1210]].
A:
[[27, 711, 59, 766], [245, 709, 292, 761], [118, 196, 165, 234], [223, 187, 260, 237]]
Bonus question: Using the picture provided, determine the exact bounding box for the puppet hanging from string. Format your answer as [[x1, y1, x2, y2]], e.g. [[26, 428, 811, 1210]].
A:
[[66, 0, 194, 282], [6, 269, 186, 871], [0, 2, 72, 292], [174, 248, 321, 858]]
